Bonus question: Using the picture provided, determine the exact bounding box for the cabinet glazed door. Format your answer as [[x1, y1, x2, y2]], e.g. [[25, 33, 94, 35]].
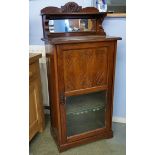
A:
[[57, 41, 115, 143]]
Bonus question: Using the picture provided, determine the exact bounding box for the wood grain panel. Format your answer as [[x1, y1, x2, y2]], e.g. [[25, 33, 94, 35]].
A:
[[29, 85, 38, 126], [63, 47, 108, 92], [29, 54, 45, 141], [29, 80, 39, 140]]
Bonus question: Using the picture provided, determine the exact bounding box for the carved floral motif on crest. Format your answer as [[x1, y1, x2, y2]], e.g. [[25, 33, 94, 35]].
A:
[[61, 2, 82, 13]]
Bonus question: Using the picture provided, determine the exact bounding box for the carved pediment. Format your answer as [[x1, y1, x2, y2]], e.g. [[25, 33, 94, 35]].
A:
[[61, 2, 82, 13], [41, 2, 107, 39]]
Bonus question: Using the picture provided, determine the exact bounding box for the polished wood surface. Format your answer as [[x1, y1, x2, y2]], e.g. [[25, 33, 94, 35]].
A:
[[29, 53, 41, 64], [56, 41, 117, 147], [41, 2, 107, 39], [41, 2, 121, 152], [45, 39, 119, 151], [62, 42, 112, 92], [42, 35, 121, 44], [29, 54, 45, 141]]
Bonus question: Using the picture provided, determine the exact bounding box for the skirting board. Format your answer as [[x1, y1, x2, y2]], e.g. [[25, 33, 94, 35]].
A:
[[112, 117, 126, 123]]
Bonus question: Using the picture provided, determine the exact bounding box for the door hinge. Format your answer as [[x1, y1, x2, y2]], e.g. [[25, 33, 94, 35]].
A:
[[60, 93, 65, 104]]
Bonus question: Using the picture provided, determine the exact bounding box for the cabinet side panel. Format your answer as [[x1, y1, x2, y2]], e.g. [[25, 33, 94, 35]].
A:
[[46, 44, 62, 144], [29, 60, 45, 140], [29, 81, 39, 140], [98, 41, 116, 131], [110, 41, 118, 130]]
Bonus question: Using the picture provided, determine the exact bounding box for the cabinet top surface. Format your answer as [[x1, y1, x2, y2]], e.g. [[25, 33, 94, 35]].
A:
[[29, 53, 42, 64], [42, 35, 122, 45]]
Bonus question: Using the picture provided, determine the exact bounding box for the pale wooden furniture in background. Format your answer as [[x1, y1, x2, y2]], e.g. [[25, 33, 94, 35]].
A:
[[29, 53, 45, 141]]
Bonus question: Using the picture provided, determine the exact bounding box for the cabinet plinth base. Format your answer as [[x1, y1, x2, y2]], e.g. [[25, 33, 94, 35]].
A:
[[50, 126, 113, 152]]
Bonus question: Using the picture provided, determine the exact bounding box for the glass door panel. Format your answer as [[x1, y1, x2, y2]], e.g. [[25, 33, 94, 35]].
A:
[[66, 91, 107, 137]]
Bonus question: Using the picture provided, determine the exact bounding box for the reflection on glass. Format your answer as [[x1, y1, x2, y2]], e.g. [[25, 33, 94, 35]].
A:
[[66, 91, 107, 137], [48, 19, 96, 33]]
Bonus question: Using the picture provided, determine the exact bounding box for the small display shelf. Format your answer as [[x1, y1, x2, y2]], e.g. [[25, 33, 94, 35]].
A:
[[66, 91, 106, 115]]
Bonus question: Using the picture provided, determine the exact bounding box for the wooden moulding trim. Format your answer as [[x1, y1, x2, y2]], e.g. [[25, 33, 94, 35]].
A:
[[107, 13, 126, 17], [67, 127, 108, 143], [29, 54, 42, 64], [47, 32, 107, 41], [65, 85, 108, 96], [59, 130, 113, 152], [41, 2, 100, 15], [41, 2, 107, 39], [41, 6, 61, 14]]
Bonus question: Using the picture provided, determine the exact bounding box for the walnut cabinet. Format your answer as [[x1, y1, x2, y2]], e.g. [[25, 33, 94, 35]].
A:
[[41, 2, 121, 151]]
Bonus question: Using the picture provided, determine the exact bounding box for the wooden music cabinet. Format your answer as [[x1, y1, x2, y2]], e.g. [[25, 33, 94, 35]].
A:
[[41, 2, 121, 152]]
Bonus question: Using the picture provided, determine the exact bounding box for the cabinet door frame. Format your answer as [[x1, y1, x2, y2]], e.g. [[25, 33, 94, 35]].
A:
[[56, 41, 116, 143]]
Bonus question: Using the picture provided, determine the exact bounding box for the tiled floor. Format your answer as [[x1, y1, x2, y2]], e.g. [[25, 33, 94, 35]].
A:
[[30, 115, 126, 155]]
